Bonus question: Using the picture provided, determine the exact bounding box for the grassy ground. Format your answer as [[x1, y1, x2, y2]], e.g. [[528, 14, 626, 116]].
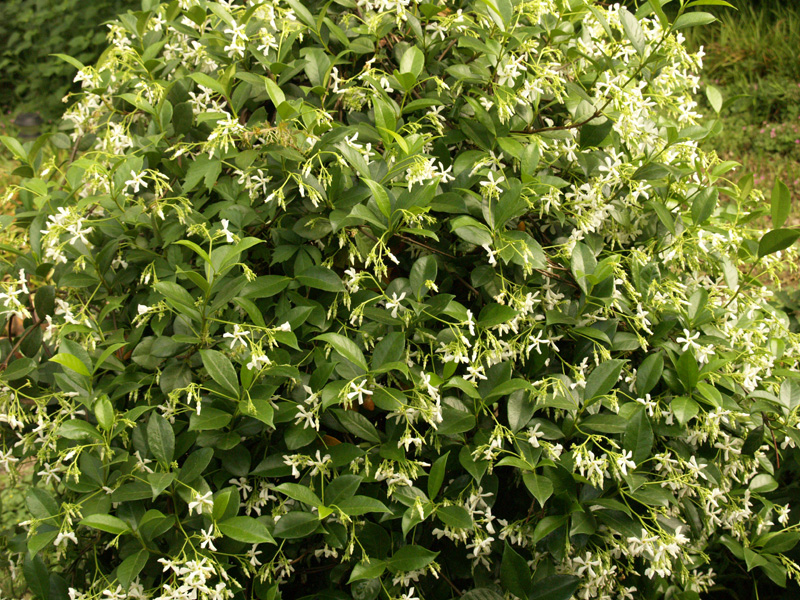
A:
[[686, 1, 800, 218]]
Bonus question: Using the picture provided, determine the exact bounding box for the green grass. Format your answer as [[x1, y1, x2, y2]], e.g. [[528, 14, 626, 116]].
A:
[[685, 0, 800, 215]]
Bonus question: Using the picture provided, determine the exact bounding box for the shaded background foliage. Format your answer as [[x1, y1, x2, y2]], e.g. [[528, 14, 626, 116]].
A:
[[0, 0, 137, 118]]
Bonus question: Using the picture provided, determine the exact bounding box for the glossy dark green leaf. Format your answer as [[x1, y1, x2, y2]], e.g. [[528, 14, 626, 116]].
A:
[[219, 516, 276, 544], [758, 229, 800, 258], [771, 179, 791, 229], [200, 349, 239, 397], [636, 353, 663, 396], [147, 414, 174, 465], [584, 359, 626, 401], [624, 407, 653, 465], [386, 546, 438, 573], [528, 575, 581, 600], [117, 550, 148, 589], [273, 512, 319, 539], [500, 542, 531, 599]]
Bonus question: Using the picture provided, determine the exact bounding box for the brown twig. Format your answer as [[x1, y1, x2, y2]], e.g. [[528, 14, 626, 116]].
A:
[[68, 135, 84, 164], [0, 318, 41, 371], [396, 233, 456, 259], [440, 570, 463, 596], [437, 38, 458, 62]]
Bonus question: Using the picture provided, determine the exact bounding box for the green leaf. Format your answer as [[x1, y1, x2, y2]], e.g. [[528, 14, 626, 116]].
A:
[[459, 445, 488, 483], [239, 397, 274, 427], [522, 472, 553, 508], [671, 396, 699, 426], [363, 178, 392, 219], [179, 448, 214, 483], [275, 483, 322, 507], [437, 406, 476, 435], [200, 349, 240, 398], [264, 77, 285, 106], [771, 179, 791, 229], [147, 472, 176, 499], [636, 354, 663, 396], [50, 353, 91, 377], [500, 542, 531, 599], [325, 475, 362, 506], [758, 229, 800, 258], [386, 545, 439, 573], [584, 359, 626, 402], [23, 553, 49, 600], [676, 350, 699, 391], [242, 275, 291, 298], [507, 390, 534, 433], [624, 407, 653, 465], [315, 333, 368, 372], [58, 420, 103, 441], [528, 575, 581, 600], [579, 118, 613, 149], [619, 7, 645, 56], [147, 414, 175, 465], [188, 72, 229, 99], [461, 590, 504, 600], [428, 452, 449, 499], [337, 495, 392, 516], [348, 560, 386, 583], [570, 242, 596, 293], [26, 489, 59, 519], [93, 395, 113, 431], [154, 281, 201, 321], [478, 303, 519, 328], [372, 332, 405, 370], [673, 11, 717, 30], [750, 473, 778, 493], [80, 514, 131, 535], [3, 357, 35, 381], [691, 187, 718, 225], [410, 255, 438, 300], [219, 516, 276, 544], [296, 265, 345, 292], [189, 407, 233, 431], [437, 505, 473, 530], [273, 511, 319, 539], [741, 426, 764, 456], [779, 379, 800, 412], [706, 84, 723, 113], [479, 0, 513, 30], [93, 343, 127, 374], [335, 409, 381, 443], [183, 155, 222, 193], [117, 550, 148, 589], [0, 135, 29, 162], [532, 515, 567, 544], [399, 45, 424, 78]]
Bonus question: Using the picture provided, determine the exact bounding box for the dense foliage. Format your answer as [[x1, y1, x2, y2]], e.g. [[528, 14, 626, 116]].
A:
[[0, 0, 136, 116], [2, 0, 800, 599]]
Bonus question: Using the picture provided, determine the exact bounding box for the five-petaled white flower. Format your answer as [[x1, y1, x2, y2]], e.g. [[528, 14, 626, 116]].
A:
[[188, 490, 214, 515], [223, 323, 251, 349], [199, 527, 217, 551], [125, 170, 148, 193], [616, 450, 636, 476], [347, 379, 373, 405], [386, 292, 406, 318], [220, 219, 235, 243]]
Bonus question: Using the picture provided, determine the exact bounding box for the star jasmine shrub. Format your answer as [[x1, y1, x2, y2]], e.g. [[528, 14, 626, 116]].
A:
[[2, 0, 800, 599]]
